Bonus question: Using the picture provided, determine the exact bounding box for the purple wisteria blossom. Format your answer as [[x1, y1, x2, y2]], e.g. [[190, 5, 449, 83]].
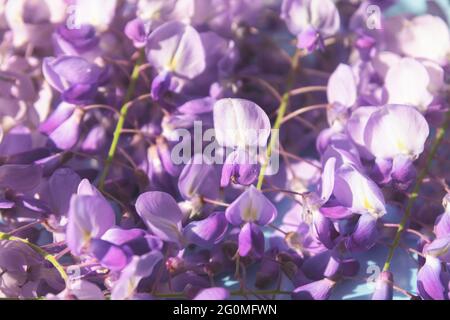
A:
[[281, 0, 340, 52], [0, 0, 449, 302]]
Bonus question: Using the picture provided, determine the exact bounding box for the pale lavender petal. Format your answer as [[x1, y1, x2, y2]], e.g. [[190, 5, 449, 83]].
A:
[[372, 271, 394, 300], [146, 21, 206, 79], [77, 179, 103, 197], [183, 212, 228, 248], [392, 15, 450, 64], [55, 280, 105, 300], [66, 195, 116, 255], [43, 56, 102, 92], [424, 237, 450, 263], [193, 287, 229, 300], [39, 102, 76, 135], [81, 125, 107, 153], [48, 109, 84, 150], [346, 106, 378, 159], [213, 98, 271, 149], [319, 205, 353, 220], [346, 213, 379, 252], [101, 228, 146, 246], [292, 278, 336, 300], [281, 0, 340, 38], [319, 157, 335, 203], [225, 185, 277, 226], [238, 222, 265, 258], [89, 239, 129, 271], [327, 64, 357, 108], [417, 256, 445, 300], [385, 58, 433, 111], [334, 165, 386, 217], [111, 251, 163, 300], [435, 212, 450, 239], [178, 154, 220, 201], [363, 104, 430, 160]]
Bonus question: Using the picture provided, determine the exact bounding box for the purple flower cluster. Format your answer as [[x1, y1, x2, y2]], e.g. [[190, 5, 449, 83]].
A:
[[0, 0, 449, 300]]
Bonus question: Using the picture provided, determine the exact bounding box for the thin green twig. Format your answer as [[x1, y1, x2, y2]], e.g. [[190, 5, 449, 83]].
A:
[[383, 110, 450, 271], [153, 289, 292, 299], [256, 49, 302, 190]]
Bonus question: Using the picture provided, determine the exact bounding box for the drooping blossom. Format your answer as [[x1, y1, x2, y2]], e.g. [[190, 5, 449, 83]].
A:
[[213, 98, 271, 186], [281, 0, 340, 52], [225, 186, 277, 257], [146, 21, 206, 100], [43, 56, 105, 105]]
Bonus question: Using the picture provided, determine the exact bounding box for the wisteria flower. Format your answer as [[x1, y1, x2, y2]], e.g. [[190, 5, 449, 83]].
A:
[[225, 186, 277, 257], [43, 56, 105, 105], [0, 0, 449, 302]]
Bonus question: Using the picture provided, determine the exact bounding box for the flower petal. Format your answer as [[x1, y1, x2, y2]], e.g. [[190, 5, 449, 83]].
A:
[[0, 164, 42, 192], [385, 58, 433, 111], [135, 191, 183, 244], [327, 64, 357, 108], [417, 256, 445, 300], [183, 212, 228, 248], [225, 185, 277, 226], [238, 222, 265, 258], [292, 278, 336, 300], [213, 98, 271, 149], [146, 21, 206, 79], [193, 287, 229, 300], [66, 195, 115, 255], [364, 104, 430, 160]]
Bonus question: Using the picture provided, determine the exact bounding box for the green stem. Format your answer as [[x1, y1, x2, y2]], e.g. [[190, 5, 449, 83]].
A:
[[383, 111, 450, 272], [0, 232, 68, 281], [98, 50, 145, 190], [256, 49, 302, 190], [153, 289, 292, 299]]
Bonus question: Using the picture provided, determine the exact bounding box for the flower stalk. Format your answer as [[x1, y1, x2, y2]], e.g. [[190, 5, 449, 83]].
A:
[[0, 232, 68, 281], [98, 50, 145, 190], [256, 49, 303, 190]]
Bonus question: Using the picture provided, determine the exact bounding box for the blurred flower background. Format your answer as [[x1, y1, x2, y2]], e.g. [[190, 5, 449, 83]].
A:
[[0, 0, 449, 300]]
